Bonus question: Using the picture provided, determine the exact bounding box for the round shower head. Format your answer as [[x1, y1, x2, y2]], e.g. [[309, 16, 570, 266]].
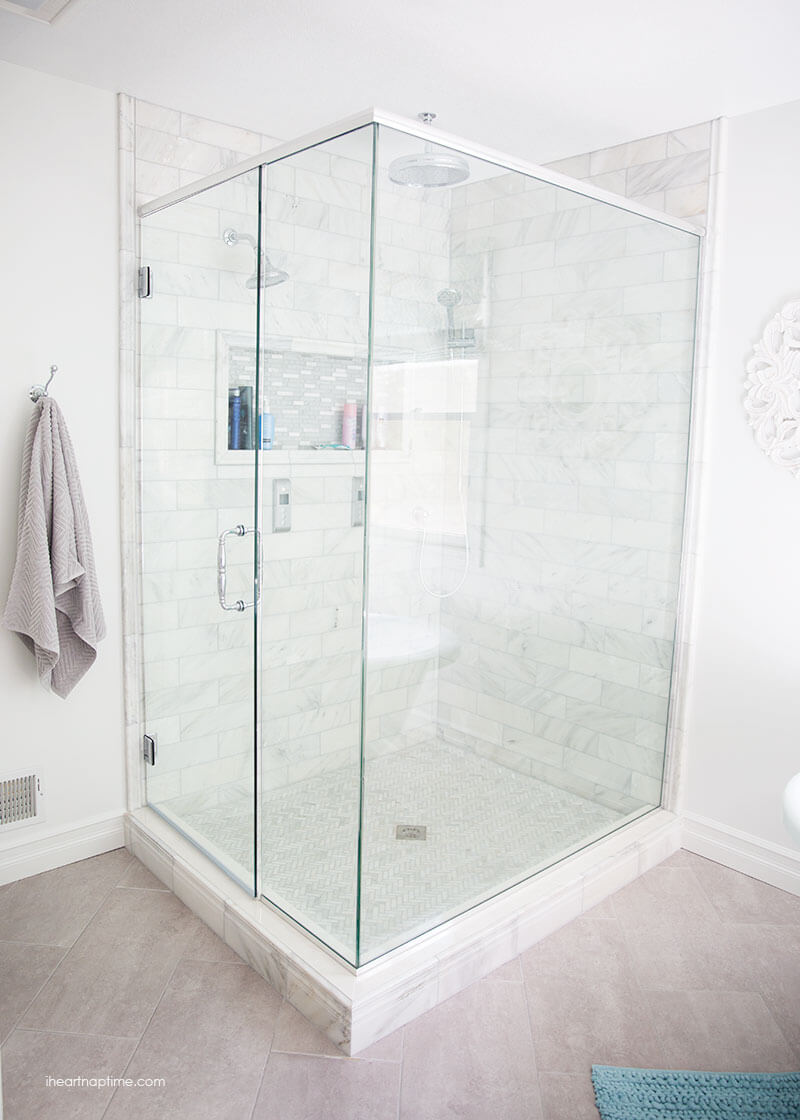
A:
[[247, 257, 289, 289], [388, 149, 470, 189], [388, 112, 470, 189], [437, 288, 462, 309]]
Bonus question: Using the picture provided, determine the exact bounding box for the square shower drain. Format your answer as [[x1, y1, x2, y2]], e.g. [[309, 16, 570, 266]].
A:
[[395, 824, 427, 840]]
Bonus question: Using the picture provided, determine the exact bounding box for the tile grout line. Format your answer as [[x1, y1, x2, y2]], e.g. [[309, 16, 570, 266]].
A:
[[9, 1026, 141, 1042], [268, 1047, 403, 1063], [2, 851, 135, 1049], [97, 918, 204, 1120], [395, 1024, 405, 1120], [0, 945, 69, 1048], [244, 992, 282, 1120], [516, 951, 548, 1120]]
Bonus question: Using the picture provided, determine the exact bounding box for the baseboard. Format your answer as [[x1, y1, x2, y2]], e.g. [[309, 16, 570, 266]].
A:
[[0, 813, 126, 886], [682, 812, 800, 896]]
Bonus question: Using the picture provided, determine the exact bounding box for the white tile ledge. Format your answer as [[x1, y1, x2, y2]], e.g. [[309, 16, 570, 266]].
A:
[[126, 804, 680, 1054]]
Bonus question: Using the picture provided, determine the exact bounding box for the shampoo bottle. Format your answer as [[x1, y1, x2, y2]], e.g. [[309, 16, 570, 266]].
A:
[[260, 410, 275, 450], [230, 388, 241, 450], [342, 401, 357, 449]]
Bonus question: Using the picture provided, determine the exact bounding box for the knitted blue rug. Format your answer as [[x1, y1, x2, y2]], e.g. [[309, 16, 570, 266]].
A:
[[591, 1066, 800, 1119]]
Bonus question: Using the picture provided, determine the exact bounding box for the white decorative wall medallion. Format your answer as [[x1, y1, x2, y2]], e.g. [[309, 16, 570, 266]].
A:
[[744, 300, 800, 475]]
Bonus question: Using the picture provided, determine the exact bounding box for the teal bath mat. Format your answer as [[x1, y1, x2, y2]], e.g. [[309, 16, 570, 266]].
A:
[[591, 1066, 800, 1119]]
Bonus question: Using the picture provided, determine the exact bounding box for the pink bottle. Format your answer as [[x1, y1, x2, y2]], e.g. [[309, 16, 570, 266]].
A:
[[342, 401, 357, 449]]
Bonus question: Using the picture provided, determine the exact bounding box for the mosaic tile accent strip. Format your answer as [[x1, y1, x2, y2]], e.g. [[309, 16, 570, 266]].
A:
[[174, 741, 629, 960], [226, 344, 367, 449]]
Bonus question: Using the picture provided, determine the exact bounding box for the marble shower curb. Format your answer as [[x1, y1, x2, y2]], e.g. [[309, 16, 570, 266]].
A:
[[125, 804, 680, 1053]]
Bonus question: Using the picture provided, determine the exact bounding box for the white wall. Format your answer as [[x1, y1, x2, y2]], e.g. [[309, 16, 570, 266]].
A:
[[0, 62, 125, 876], [686, 98, 800, 855]]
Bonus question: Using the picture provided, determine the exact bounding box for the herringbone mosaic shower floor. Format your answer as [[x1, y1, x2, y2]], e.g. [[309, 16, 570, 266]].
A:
[[177, 741, 631, 958]]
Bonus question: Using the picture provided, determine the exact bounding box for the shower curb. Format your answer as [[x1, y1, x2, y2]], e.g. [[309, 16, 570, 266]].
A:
[[125, 805, 680, 1053]]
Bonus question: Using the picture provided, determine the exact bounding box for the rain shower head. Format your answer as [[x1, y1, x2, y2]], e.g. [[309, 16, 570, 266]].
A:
[[222, 227, 289, 288], [388, 113, 470, 189]]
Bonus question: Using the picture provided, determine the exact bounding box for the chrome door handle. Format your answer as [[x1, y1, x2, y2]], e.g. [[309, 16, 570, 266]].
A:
[[217, 525, 259, 612]]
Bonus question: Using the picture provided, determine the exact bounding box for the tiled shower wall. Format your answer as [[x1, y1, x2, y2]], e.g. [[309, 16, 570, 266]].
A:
[[547, 122, 712, 226], [434, 123, 711, 808], [439, 187, 700, 810], [129, 101, 711, 816]]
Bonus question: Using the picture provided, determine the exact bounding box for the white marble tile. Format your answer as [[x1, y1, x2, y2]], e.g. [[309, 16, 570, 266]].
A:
[[588, 134, 668, 176], [666, 121, 712, 157], [624, 279, 697, 315], [554, 230, 627, 266], [664, 181, 708, 221], [137, 159, 181, 198], [626, 151, 710, 196], [179, 112, 264, 156]]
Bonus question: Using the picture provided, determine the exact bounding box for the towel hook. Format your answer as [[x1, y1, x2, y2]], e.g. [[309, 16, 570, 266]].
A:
[[30, 365, 58, 403]]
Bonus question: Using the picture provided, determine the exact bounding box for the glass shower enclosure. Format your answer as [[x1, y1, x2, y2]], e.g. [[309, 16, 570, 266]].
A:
[[137, 111, 700, 967]]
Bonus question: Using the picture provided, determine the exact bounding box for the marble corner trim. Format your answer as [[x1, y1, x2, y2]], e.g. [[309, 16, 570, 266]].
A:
[[0, 814, 126, 887], [126, 804, 679, 1054], [118, 94, 147, 816], [661, 118, 723, 818], [682, 812, 800, 897]]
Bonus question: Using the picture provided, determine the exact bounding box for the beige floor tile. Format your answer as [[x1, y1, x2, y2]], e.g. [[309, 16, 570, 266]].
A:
[[648, 989, 799, 1071], [103, 959, 280, 1120], [22, 886, 201, 1037], [0, 849, 132, 947], [0, 941, 64, 1043], [485, 955, 524, 982], [1, 1028, 136, 1120], [254, 1052, 401, 1120], [538, 1072, 601, 1120], [271, 1001, 343, 1058], [400, 977, 542, 1119], [746, 937, 800, 1057], [117, 859, 169, 891], [613, 867, 763, 991], [526, 972, 662, 1073], [272, 1002, 403, 1062], [521, 914, 632, 986], [180, 919, 242, 962], [688, 855, 800, 925], [612, 863, 720, 928], [626, 910, 767, 992]]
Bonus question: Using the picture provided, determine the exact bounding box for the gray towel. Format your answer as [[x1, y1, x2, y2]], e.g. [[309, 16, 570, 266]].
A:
[[3, 398, 106, 697]]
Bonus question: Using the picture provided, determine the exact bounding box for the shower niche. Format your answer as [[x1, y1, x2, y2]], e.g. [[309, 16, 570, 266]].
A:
[[133, 109, 701, 1048], [214, 333, 370, 461]]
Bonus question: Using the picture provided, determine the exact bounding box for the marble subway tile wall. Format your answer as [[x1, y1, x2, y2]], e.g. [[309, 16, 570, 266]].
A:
[[545, 120, 713, 226], [435, 139, 706, 810]]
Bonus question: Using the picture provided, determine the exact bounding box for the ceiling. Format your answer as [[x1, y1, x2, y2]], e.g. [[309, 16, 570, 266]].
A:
[[2, 0, 800, 163]]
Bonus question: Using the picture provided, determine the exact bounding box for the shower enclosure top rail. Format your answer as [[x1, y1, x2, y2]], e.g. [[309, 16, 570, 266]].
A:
[[137, 106, 704, 238]]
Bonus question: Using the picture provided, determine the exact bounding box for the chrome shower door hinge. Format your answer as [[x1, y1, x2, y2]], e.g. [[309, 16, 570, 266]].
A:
[[137, 266, 152, 299], [142, 733, 157, 766]]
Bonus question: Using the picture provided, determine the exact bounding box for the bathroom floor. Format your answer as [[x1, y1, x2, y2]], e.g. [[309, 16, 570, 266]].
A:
[[174, 740, 633, 959], [1, 847, 798, 1119]]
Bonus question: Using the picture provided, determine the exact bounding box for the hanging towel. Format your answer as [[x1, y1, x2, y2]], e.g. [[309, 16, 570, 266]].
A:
[[3, 397, 106, 697]]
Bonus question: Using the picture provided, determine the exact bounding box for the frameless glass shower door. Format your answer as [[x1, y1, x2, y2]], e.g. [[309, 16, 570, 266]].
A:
[[139, 169, 261, 891], [254, 126, 374, 962]]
